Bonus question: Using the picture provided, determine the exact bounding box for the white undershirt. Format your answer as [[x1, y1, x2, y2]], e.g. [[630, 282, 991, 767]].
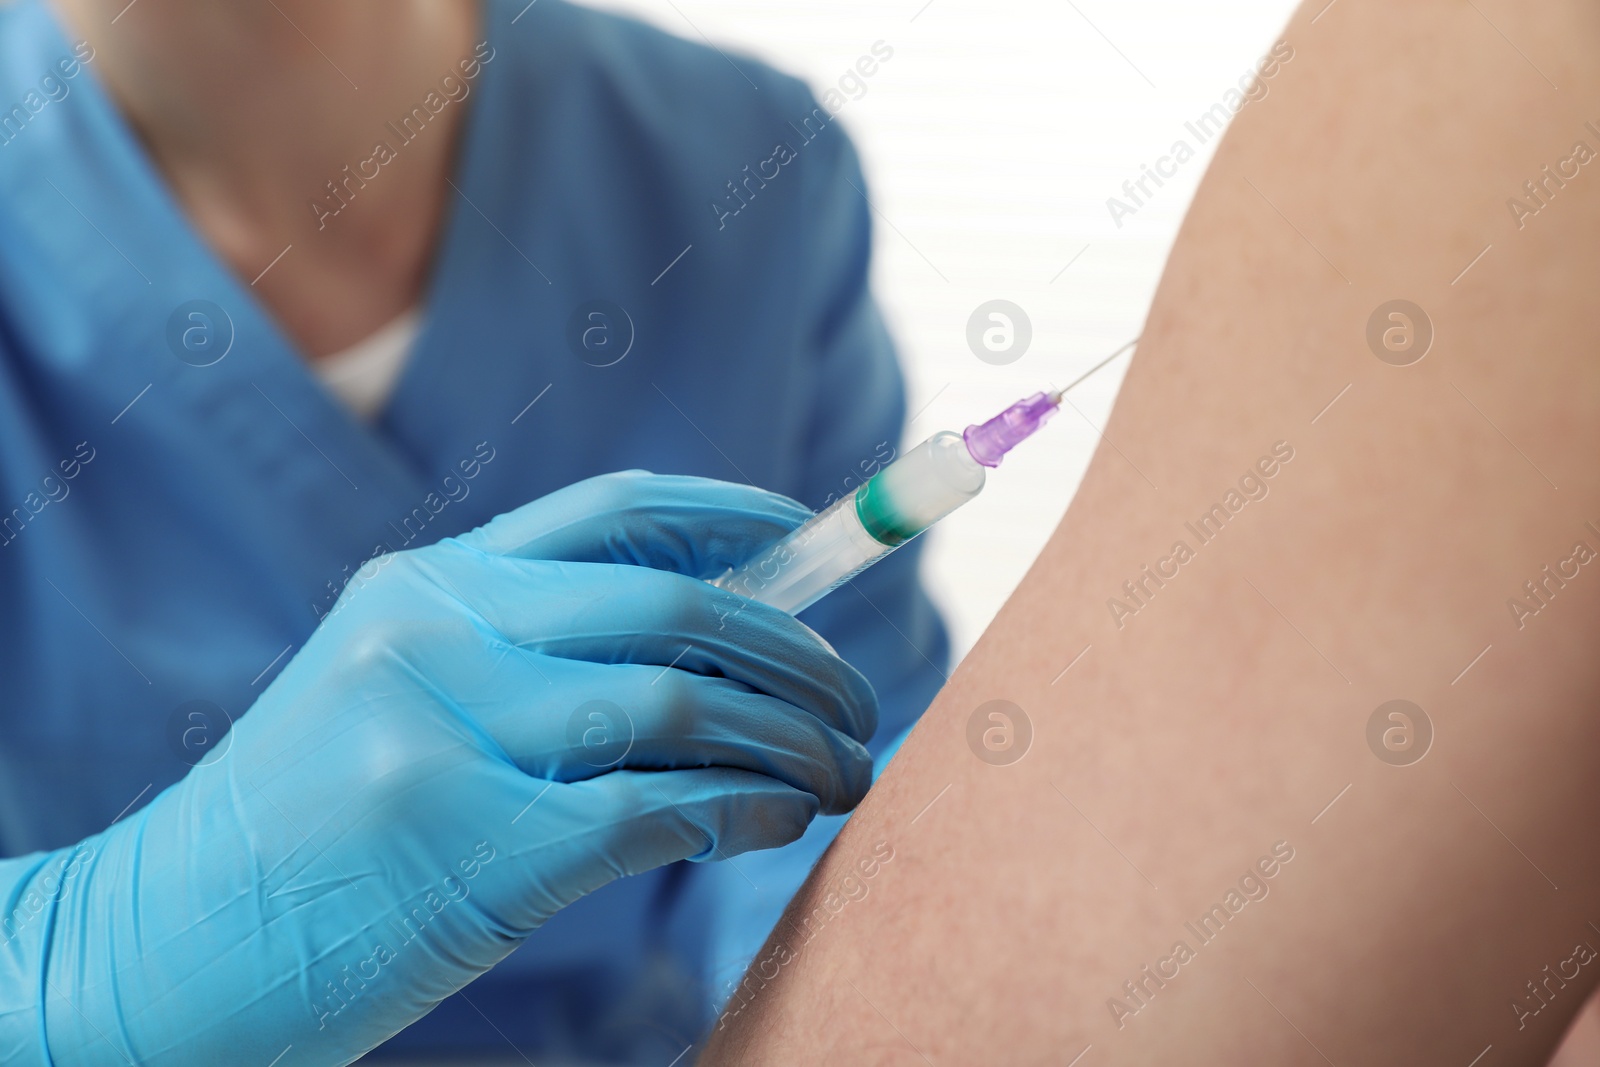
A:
[[310, 308, 422, 420]]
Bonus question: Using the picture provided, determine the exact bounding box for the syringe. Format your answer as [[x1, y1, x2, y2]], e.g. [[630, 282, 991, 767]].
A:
[[710, 339, 1135, 614]]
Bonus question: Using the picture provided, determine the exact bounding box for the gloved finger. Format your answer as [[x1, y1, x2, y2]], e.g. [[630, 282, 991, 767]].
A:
[[411, 549, 879, 744], [452, 470, 813, 579], [366, 601, 877, 799], [482, 769, 820, 928], [465, 659, 873, 815]]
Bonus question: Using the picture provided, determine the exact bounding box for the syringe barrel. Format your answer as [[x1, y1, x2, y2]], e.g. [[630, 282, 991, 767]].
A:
[[711, 431, 985, 614], [710, 491, 891, 614]]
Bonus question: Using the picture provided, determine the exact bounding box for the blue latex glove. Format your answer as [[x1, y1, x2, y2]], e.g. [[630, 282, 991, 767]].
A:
[[0, 472, 877, 1067]]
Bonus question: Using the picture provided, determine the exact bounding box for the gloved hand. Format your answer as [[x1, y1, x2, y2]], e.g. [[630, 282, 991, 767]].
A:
[[0, 472, 877, 1067]]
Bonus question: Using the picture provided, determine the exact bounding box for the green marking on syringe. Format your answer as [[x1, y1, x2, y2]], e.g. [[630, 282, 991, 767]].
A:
[[854, 475, 925, 547]]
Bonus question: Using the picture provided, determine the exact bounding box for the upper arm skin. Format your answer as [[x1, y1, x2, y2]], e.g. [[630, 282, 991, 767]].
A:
[[702, 2, 1600, 1064]]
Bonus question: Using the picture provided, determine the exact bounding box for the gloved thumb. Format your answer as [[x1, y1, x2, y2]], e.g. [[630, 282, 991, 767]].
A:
[[454, 470, 813, 579]]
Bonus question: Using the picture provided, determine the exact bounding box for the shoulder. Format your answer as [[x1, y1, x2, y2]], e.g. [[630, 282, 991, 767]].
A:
[[484, 0, 876, 278], [493, 0, 821, 146]]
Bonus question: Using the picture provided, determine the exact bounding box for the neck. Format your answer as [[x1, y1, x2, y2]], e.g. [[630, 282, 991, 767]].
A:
[[49, 0, 478, 195], [45, 0, 484, 356]]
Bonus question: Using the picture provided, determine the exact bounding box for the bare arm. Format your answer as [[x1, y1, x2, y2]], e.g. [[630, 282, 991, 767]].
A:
[[703, 1, 1600, 1063]]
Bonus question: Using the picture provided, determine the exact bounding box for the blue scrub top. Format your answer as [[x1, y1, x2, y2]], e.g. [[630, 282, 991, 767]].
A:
[[0, 0, 948, 1060]]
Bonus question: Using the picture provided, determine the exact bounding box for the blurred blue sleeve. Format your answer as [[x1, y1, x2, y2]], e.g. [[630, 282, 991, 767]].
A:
[[683, 101, 951, 1015]]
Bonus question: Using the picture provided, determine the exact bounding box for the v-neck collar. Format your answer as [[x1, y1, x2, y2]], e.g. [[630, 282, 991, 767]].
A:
[[0, 0, 501, 508]]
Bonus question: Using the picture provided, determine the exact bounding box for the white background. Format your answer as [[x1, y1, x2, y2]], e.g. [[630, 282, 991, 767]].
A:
[[600, 0, 1301, 657]]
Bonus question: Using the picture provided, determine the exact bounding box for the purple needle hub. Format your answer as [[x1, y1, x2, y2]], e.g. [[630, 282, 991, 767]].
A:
[[962, 391, 1059, 467]]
